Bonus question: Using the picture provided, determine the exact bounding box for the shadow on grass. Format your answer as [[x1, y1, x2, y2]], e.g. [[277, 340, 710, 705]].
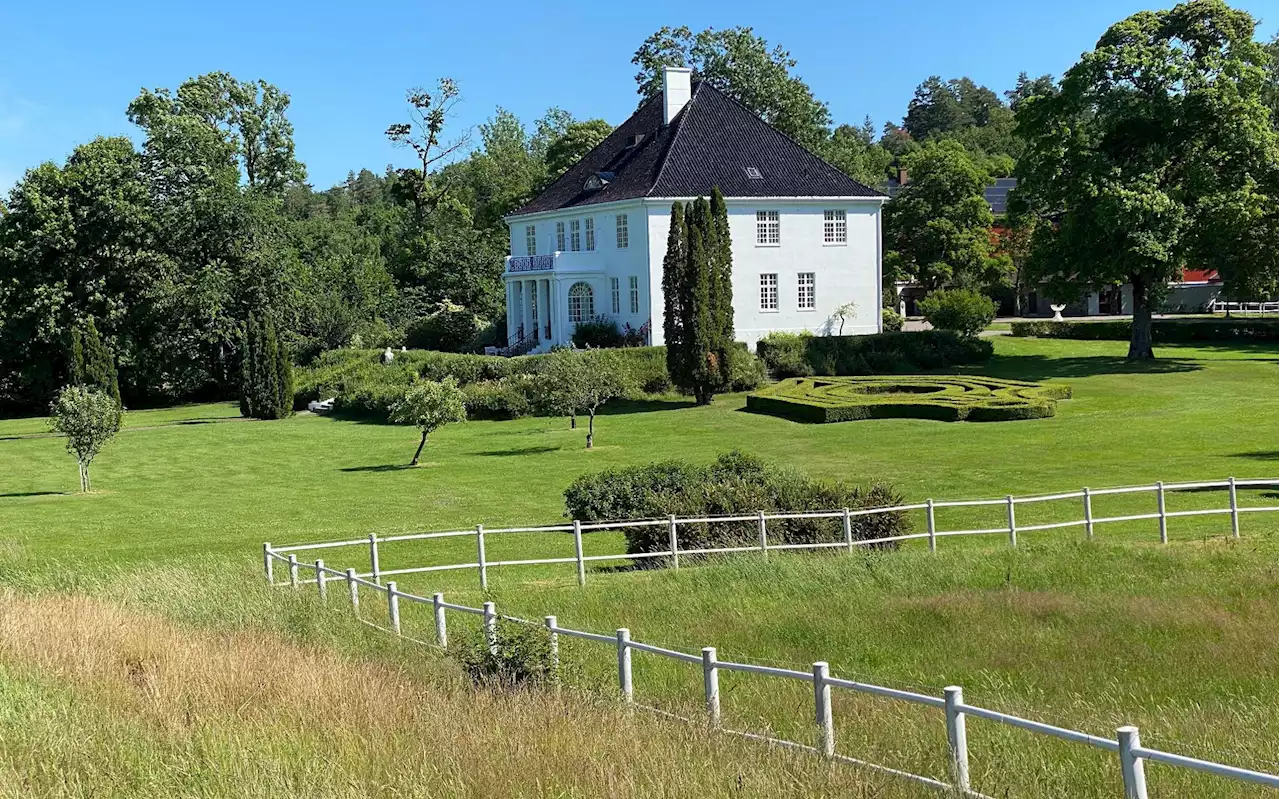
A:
[[339, 464, 416, 473], [0, 491, 65, 498], [971, 355, 1204, 381], [476, 445, 562, 457], [1234, 451, 1279, 461], [597, 397, 698, 415]]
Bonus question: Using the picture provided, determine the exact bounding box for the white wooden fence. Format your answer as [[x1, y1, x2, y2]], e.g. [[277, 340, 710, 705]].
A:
[[1211, 300, 1280, 316], [264, 477, 1279, 798]]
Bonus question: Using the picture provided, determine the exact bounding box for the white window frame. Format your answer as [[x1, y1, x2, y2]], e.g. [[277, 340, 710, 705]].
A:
[[760, 273, 778, 311], [756, 210, 780, 246], [610, 277, 620, 314], [823, 209, 847, 245], [616, 213, 629, 249], [524, 225, 537, 256], [555, 221, 566, 252], [798, 272, 816, 311], [629, 276, 640, 314], [568, 281, 594, 324], [585, 217, 595, 251], [569, 219, 581, 252]]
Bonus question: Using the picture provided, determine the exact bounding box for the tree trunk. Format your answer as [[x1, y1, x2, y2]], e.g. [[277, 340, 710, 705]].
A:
[[79, 460, 90, 493], [586, 411, 594, 449], [1128, 277, 1155, 360], [411, 431, 427, 465], [570, 414, 576, 429]]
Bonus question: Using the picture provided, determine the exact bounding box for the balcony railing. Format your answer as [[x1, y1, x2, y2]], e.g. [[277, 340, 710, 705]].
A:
[[506, 254, 555, 273]]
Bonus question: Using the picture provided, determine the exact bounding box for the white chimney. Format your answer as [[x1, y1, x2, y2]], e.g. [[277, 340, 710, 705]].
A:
[[662, 66, 692, 125]]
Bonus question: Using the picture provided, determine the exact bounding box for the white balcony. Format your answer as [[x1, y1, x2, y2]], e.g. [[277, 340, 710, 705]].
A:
[[504, 251, 599, 275]]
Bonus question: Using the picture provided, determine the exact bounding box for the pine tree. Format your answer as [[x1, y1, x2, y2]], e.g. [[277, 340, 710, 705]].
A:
[[69, 319, 121, 407]]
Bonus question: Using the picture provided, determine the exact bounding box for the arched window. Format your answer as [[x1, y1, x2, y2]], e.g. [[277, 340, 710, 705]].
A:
[[568, 282, 594, 323]]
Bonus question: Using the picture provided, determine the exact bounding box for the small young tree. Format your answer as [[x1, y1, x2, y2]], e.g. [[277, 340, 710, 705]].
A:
[[389, 377, 467, 466], [533, 350, 628, 449], [49, 385, 123, 492], [830, 301, 858, 335], [69, 319, 121, 406]]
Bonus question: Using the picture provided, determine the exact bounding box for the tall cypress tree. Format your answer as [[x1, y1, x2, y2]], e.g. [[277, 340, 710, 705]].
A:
[[69, 318, 121, 407], [662, 202, 689, 389], [661, 193, 734, 406], [708, 188, 735, 387], [239, 312, 292, 420]]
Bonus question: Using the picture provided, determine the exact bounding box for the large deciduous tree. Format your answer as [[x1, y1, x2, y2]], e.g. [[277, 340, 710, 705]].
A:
[[1013, 0, 1278, 358], [663, 190, 735, 405], [884, 140, 1007, 291], [632, 26, 832, 151], [544, 119, 614, 179]]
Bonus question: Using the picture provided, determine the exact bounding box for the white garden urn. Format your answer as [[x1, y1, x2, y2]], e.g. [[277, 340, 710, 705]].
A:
[[1050, 304, 1067, 322]]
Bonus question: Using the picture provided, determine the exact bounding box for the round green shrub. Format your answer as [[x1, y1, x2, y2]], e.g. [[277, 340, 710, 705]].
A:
[[881, 307, 905, 332], [918, 289, 998, 337]]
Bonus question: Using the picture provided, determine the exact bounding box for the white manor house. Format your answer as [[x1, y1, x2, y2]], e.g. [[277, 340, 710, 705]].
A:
[[502, 67, 887, 354]]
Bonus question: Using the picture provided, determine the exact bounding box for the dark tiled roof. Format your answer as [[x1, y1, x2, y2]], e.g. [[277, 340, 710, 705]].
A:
[[511, 82, 882, 216]]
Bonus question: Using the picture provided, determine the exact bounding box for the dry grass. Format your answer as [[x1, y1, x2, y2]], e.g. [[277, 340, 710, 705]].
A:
[[0, 591, 932, 799]]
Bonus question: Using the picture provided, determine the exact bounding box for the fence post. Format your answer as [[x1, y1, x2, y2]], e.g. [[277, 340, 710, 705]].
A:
[[1083, 487, 1094, 539], [757, 511, 769, 561], [1228, 476, 1240, 538], [616, 628, 633, 705], [1006, 495, 1017, 547], [368, 533, 381, 585], [1117, 726, 1149, 799], [345, 568, 359, 614], [668, 515, 680, 570], [288, 555, 299, 589], [813, 661, 834, 757], [926, 499, 937, 553], [387, 581, 400, 635], [315, 559, 327, 601], [433, 593, 448, 648], [573, 519, 586, 587], [476, 525, 488, 590], [842, 508, 853, 554], [263, 543, 273, 584], [702, 646, 720, 729], [545, 616, 559, 685], [944, 686, 971, 793], [1156, 482, 1167, 544], [483, 601, 497, 655]]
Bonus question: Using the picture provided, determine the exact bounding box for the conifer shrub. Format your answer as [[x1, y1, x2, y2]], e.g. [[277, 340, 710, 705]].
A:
[[239, 313, 293, 419], [563, 451, 909, 558], [68, 319, 121, 407]]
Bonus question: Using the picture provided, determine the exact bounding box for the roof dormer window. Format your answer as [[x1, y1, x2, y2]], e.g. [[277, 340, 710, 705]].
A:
[[584, 171, 615, 192], [745, 167, 763, 180]]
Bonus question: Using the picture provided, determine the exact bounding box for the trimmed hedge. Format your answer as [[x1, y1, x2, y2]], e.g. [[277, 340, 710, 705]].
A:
[[295, 345, 735, 421], [756, 331, 993, 379], [1010, 317, 1278, 342], [563, 451, 910, 557], [747, 375, 1071, 423]]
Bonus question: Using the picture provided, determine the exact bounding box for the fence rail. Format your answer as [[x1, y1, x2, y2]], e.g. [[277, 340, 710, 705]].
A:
[[263, 477, 1280, 798], [1211, 300, 1280, 315]]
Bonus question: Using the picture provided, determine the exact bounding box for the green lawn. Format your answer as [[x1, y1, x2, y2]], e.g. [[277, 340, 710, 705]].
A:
[[0, 336, 1275, 797], [2, 337, 1275, 566]]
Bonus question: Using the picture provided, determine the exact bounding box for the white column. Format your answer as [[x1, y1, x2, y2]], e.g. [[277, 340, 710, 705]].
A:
[[540, 278, 552, 340], [524, 280, 536, 340], [505, 281, 516, 344]]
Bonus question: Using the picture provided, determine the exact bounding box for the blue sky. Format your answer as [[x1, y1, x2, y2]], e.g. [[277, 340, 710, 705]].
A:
[[1, 0, 1275, 193]]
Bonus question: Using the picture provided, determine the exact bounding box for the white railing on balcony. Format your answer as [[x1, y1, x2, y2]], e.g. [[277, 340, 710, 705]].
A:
[[505, 254, 555, 273]]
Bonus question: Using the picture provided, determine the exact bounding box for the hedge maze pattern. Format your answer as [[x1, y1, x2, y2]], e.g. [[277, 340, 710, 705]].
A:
[[746, 375, 1072, 423]]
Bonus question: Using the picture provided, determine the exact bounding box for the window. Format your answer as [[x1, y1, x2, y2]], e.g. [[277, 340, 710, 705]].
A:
[[760, 273, 778, 311], [744, 166, 762, 180], [616, 213, 629, 248], [629, 276, 640, 314], [568, 282, 594, 323], [610, 277, 620, 314], [756, 210, 780, 245], [823, 210, 847, 244], [569, 219, 581, 251], [798, 272, 815, 310], [585, 217, 595, 251], [555, 221, 566, 251], [524, 225, 536, 256]]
